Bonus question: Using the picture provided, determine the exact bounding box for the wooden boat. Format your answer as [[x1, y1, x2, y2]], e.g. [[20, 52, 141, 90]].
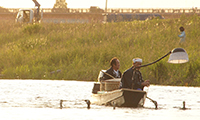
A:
[[91, 87, 147, 107], [91, 71, 147, 107]]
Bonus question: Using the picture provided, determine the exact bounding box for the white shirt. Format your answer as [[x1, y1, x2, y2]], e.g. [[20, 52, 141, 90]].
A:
[[178, 31, 186, 43], [113, 70, 120, 78]]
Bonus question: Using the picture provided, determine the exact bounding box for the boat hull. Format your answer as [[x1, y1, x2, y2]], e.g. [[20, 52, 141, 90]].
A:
[[91, 88, 146, 107]]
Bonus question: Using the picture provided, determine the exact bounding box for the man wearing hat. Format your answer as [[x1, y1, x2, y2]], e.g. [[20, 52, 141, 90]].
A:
[[120, 58, 150, 90]]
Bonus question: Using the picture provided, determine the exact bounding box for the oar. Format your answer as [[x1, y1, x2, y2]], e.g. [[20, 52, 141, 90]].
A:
[[146, 96, 158, 109], [100, 70, 115, 79]]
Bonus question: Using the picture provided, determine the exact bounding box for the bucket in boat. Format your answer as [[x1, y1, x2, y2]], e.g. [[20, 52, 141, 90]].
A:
[[92, 83, 100, 94]]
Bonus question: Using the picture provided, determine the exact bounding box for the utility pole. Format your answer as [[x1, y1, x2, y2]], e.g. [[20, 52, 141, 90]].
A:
[[104, 0, 108, 23], [105, 0, 108, 13]]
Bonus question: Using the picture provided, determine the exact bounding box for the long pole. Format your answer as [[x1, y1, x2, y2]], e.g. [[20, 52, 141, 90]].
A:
[[139, 51, 171, 68], [101, 51, 171, 80], [101, 70, 115, 79]]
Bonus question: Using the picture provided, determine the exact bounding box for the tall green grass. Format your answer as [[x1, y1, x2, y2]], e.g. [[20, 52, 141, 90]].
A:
[[0, 14, 200, 86]]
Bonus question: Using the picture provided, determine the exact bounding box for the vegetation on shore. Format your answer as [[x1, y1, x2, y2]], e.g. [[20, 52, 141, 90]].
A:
[[0, 14, 200, 86]]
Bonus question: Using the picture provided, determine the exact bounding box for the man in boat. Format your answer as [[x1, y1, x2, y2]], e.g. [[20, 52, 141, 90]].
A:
[[120, 58, 150, 90], [102, 57, 122, 80]]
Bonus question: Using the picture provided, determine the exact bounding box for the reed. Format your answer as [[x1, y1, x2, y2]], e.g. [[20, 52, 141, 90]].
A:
[[0, 14, 200, 86]]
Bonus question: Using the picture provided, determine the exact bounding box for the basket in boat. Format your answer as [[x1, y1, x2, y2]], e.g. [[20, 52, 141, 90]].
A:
[[105, 80, 120, 91]]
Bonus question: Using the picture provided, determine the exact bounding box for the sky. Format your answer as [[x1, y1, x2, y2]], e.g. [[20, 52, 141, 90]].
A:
[[0, 0, 200, 9]]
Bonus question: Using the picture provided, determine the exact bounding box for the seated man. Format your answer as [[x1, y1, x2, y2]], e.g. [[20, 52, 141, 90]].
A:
[[120, 58, 150, 90], [102, 57, 122, 80]]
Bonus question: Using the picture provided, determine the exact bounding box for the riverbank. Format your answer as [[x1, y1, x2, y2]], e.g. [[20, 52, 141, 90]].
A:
[[0, 14, 199, 86]]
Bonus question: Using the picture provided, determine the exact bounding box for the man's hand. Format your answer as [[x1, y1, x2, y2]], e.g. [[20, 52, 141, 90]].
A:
[[141, 80, 150, 87]]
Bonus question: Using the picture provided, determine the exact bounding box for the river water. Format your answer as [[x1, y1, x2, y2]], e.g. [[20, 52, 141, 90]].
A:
[[0, 80, 199, 120]]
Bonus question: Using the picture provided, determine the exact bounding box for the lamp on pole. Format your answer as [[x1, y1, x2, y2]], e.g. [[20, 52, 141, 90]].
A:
[[138, 48, 189, 68]]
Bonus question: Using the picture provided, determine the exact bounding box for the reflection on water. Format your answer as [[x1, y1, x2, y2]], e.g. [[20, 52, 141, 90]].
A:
[[0, 80, 93, 109], [0, 80, 200, 120]]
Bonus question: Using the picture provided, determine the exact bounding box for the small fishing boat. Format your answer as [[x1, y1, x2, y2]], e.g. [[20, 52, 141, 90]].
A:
[[90, 71, 147, 108]]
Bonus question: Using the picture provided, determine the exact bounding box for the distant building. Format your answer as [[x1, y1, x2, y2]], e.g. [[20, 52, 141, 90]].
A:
[[90, 6, 104, 13]]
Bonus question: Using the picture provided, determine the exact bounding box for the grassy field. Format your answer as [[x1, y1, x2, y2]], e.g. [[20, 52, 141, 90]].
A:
[[0, 14, 200, 86]]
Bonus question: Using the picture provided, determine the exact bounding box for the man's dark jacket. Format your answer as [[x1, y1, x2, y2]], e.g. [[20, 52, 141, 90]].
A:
[[120, 66, 144, 90], [102, 67, 122, 80]]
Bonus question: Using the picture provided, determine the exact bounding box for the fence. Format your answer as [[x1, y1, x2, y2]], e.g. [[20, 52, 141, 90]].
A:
[[1, 8, 200, 14]]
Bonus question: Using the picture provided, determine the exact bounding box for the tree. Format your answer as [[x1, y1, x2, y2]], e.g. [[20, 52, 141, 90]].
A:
[[53, 0, 68, 9]]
